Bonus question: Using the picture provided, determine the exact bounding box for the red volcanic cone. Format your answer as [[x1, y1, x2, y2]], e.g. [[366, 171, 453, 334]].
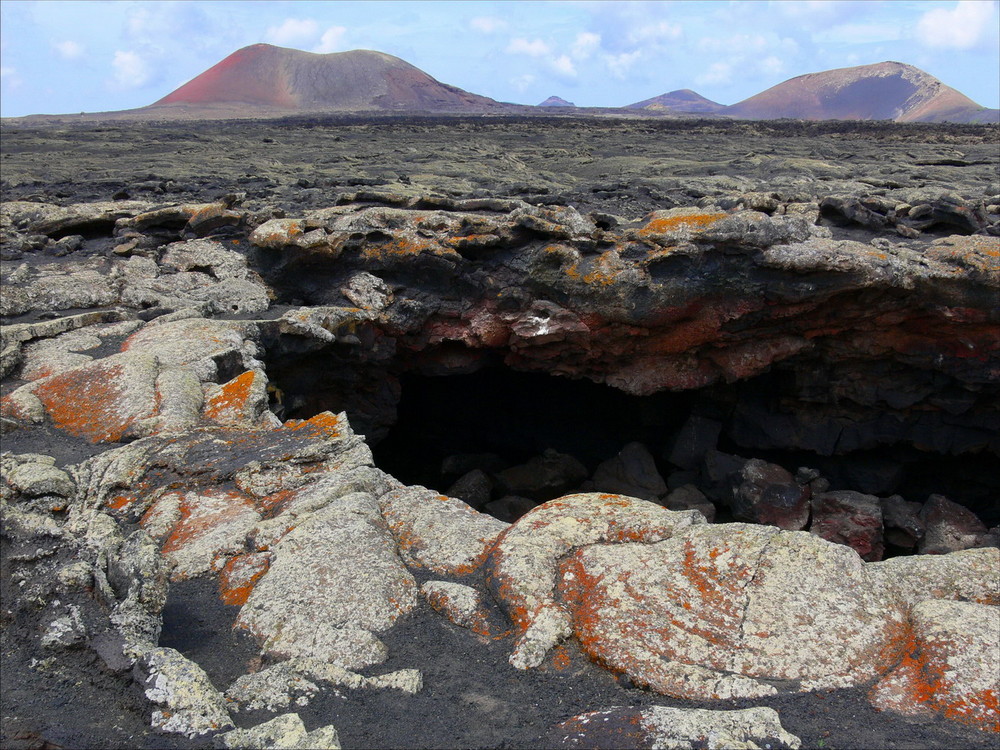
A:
[[154, 43, 503, 112]]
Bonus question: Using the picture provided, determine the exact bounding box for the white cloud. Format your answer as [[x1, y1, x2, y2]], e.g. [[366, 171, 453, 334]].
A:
[[506, 38, 551, 57], [629, 20, 682, 44], [111, 50, 151, 89], [54, 40, 84, 60], [604, 50, 642, 80], [510, 73, 536, 92], [759, 55, 786, 76], [552, 55, 576, 77], [814, 22, 903, 45], [313, 26, 347, 54], [695, 61, 733, 87], [698, 33, 768, 54], [1, 65, 23, 90], [572, 32, 601, 59], [772, 0, 842, 22], [266, 18, 320, 47], [916, 0, 997, 49], [470, 16, 507, 34]]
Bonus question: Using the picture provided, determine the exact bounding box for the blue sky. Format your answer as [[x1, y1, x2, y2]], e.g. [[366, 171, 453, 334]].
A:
[[1, 0, 998, 117]]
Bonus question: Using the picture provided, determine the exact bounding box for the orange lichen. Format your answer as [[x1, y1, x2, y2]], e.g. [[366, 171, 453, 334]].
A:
[[562, 250, 624, 286], [106, 494, 136, 511], [203, 370, 257, 422], [219, 553, 271, 606], [361, 234, 456, 260], [638, 212, 726, 236], [283, 411, 340, 439], [872, 620, 1000, 732], [31, 362, 147, 442], [160, 490, 257, 573], [445, 233, 501, 250]]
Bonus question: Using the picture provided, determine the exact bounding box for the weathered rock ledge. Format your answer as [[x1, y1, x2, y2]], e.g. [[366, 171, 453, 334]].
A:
[[2, 192, 998, 747]]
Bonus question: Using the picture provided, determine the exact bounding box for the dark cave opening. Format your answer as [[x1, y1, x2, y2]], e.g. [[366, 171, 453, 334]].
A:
[[371, 367, 689, 490], [262, 337, 998, 547]]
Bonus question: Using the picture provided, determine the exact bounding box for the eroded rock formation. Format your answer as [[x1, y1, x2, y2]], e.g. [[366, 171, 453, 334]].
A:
[[2, 157, 998, 747]]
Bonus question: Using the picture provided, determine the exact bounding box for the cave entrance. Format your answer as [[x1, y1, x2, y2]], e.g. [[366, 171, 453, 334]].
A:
[[262, 343, 998, 551], [371, 367, 690, 493]]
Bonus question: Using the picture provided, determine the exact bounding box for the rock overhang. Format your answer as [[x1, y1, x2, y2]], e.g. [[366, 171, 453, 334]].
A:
[[2, 185, 999, 742]]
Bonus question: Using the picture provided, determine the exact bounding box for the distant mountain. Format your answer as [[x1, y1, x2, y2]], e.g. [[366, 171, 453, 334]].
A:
[[538, 96, 575, 107], [9, 48, 996, 123], [152, 44, 505, 113], [626, 89, 724, 115], [724, 61, 998, 123]]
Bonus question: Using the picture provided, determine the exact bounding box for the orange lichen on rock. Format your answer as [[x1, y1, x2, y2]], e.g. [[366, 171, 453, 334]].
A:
[[30, 356, 157, 442], [871, 600, 1000, 732], [638, 212, 726, 236], [551, 644, 572, 671], [254, 219, 303, 245], [283, 411, 341, 439], [361, 234, 458, 261], [219, 552, 271, 606], [563, 250, 626, 286], [157, 489, 261, 581], [203, 370, 261, 425], [106, 493, 138, 513], [421, 581, 496, 638]]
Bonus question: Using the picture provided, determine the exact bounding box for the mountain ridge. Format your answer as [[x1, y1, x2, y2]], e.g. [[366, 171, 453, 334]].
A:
[[7, 46, 997, 123]]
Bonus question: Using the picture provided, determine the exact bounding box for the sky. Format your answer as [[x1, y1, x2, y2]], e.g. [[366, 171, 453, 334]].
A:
[[1, 0, 998, 117]]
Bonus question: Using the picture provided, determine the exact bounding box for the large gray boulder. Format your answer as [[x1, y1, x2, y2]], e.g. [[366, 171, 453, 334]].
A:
[[235, 491, 417, 668], [559, 524, 906, 699]]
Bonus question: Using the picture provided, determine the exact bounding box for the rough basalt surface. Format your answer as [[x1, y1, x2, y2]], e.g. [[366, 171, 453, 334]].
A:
[[1, 118, 998, 749]]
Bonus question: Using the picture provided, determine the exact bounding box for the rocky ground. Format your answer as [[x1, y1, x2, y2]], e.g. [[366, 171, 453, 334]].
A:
[[1, 116, 998, 749]]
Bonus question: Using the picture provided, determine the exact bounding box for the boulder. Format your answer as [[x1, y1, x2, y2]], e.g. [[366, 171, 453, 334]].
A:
[[867, 547, 999, 608], [136, 647, 234, 737], [554, 706, 801, 749], [3, 352, 160, 442], [484, 493, 706, 669], [235, 491, 417, 667], [700, 450, 748, 503], [729, 458, 810, 530], [917, 494, 989, 554], [4, 455, 76, 498], [0, 258, 118, 317], [495, 449, 589, 501], [869, 600, 1000, 732], [880, 495, 925, 549], [559, 524, 906, 699], [225, 658, 420, 713], [665, 415, 722, 470], [0, 199, 152, 237], [378, 485, 508, 576], [483, 495, 538, 523], [216, 714, 340, 750], [810, 490, 885, 561], [590, 442, 667, 501], [663, 484, 716, 522], [445, 469, 494, 509], [142, 489, 261, 581], [202, 369, 274, 429], [421, 580, 502, 638]]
